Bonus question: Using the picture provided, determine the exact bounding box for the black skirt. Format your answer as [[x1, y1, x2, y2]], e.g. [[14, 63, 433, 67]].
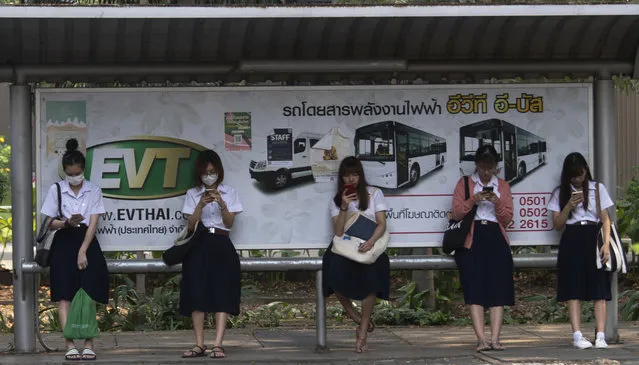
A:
[[454, 222, 514, 308], [322, 242, 390, 300], [557, 225, 611, 302], [179, 231, 241, 316], [49, 226, 109, 304]]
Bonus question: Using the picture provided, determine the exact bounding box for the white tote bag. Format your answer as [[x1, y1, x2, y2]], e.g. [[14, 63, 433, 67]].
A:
[[331, 211, 389, 264]]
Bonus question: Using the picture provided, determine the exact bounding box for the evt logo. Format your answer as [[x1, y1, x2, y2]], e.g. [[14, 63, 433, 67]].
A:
[[84, 137, 206, 200]]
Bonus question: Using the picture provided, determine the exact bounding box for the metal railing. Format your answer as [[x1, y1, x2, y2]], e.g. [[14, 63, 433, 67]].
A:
[[21, 253, 558, 350]]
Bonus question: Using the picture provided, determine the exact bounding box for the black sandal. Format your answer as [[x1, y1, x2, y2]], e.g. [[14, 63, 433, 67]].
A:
[[209, 345, 225, 359], [181, 345, 206, 358]]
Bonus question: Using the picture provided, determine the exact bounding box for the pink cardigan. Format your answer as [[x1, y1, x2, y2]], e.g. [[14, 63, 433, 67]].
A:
[[451, 176, 514, 249]]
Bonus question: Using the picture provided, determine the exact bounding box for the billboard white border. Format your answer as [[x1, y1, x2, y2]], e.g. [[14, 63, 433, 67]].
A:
[[35, 83, 594, 250]]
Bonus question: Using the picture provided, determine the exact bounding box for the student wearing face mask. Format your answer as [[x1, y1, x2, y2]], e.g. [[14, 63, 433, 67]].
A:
[[548, 152, 613, 350], [179, 150, 243, 359], [451, 145, 514, 352], [40, 138, 109, 361]]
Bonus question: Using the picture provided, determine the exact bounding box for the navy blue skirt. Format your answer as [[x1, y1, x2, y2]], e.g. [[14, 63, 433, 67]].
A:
[[49, 226, 109, 304], [454, 222, 514, 308], [322, 242, 390, 300], [179, 231, 241, 316], [557, 225, 611, 302]]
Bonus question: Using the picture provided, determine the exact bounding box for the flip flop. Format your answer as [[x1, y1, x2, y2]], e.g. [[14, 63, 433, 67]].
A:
[[181, 345, 207, 358], [209, 345, 225, 359], [64, 348, 81, 361], [81, 348, 97, 361]]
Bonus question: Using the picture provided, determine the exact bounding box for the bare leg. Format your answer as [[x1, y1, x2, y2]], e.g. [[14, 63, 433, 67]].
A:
[[335, 292, 358, 321], [214, 312, 228, 346], [210, 312, 228, 358], [594, 300, 606, 333], [567, 300, 581, 333], [58, 300, 76, 350], [469, 305, 489, 351], [183, 311, 206, 357], [489, 306, 505, 350], [355, 294, 376, 353], [336, 291, 373, 331]]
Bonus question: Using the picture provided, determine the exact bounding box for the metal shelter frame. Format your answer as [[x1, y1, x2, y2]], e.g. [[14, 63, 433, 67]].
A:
[[3, 3, 639, 354]]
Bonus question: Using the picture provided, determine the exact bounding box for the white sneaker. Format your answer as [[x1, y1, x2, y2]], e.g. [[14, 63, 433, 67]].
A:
[[573, 336, 593, 349], [595, 337, 608, 349]]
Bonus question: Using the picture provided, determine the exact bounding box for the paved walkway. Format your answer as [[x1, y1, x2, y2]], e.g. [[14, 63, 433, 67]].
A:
[[1, 323, 639, 364]]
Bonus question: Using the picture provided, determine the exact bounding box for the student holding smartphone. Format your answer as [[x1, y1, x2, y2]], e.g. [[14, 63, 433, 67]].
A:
[[40, 138, 109, 361], [451, 145, 514, 352], [548, 152, 613, 350], [179, 150, 243, 359], [322, 156, 390, 353]]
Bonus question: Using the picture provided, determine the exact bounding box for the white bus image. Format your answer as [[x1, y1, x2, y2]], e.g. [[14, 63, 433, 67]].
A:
[[249, 132, 322, 189], [355, 121, 447, 189], [459, 119, 547, 183]]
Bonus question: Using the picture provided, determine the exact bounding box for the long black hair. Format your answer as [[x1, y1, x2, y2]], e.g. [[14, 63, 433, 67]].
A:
[[62, 138, 85, 170], [333, 156, 369, 211], [557, 152, 593, 214]]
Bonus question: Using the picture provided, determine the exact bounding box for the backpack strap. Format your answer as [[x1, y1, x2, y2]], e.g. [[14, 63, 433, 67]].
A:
[[56, 182, 63, 218], [595, 181, 602, 220], [463, 176, 471, 201]]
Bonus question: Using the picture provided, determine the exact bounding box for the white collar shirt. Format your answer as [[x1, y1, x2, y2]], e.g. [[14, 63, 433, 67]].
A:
[[471, 173, 500, 222], [40, 179, 106, 225], [547, 181, 614, 224], [330, 186, 389, 220], [182, 184, 243, 231]]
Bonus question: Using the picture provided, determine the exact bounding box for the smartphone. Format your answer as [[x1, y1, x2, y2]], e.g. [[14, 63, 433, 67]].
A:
[[71, 213, 84, 220], [482, 186, 494, 192], [571, 190, 583, 196], [344, 184, 356, 196]]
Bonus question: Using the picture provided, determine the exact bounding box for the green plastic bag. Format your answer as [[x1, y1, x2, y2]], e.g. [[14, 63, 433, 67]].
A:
[[63, 289, 99, 340]]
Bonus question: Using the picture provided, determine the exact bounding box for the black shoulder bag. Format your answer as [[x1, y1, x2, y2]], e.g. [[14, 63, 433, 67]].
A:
[[35, 182, 62, 267], [442, 176, 478, 255]]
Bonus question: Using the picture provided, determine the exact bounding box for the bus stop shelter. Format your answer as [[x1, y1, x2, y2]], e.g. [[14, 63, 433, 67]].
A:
[[1, 3, 639, 353]]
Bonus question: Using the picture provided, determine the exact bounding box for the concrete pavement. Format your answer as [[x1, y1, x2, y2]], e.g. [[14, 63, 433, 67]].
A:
[[1, 323, 639, 364]]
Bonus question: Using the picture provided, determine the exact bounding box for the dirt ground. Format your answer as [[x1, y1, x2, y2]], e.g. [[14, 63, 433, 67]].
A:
[[0, 268, 637, 330]]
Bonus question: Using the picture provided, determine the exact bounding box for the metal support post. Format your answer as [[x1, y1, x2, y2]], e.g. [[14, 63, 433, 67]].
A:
[[594, 77, 619, 343], [315, 271, 328, 352], [11, 84, 36, 353]]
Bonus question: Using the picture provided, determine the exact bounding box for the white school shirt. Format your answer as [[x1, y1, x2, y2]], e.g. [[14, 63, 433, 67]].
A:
[[547, 181, 614, 223], [41, 179, 106, 225], [182, 184, 243, 231], [471, 173, 500, 223], [330, 186, 388, 220]]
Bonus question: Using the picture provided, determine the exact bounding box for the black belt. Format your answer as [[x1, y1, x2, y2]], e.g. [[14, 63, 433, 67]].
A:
[[475, 220, 498, 226], [204, 227, 230, 236], [567, 220, 597, 226]]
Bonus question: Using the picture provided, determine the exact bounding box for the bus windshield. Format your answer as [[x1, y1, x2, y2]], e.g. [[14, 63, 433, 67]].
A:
[[459, 127, 502, 161], [356, 128, 394, 162]]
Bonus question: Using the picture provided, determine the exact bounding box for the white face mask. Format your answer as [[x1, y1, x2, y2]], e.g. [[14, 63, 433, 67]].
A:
[[66, 174, 84, 186], [201, 173, 218, 186]]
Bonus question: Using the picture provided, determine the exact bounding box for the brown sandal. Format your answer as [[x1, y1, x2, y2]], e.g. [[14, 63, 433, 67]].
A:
[[476, 341, 492, 352], [182, 345, 206, 358], [347, 312, 375, 333], [491, 341, 506, 351]]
